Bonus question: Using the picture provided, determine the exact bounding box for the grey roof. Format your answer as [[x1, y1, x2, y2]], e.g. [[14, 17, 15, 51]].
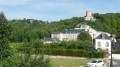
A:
[[44, 38, 59, 41], [115, 40, 120, 49], [95, 34, 110, 39], [76, 23, 81, 27], [53, 29, 85, 34]]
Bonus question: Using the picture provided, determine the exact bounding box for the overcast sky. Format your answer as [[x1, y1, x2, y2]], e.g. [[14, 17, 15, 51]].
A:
[[0, 0, 120, 21]]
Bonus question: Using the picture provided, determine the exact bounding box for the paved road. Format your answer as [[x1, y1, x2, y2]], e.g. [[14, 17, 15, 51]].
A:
[[113, 59, 120, 67]]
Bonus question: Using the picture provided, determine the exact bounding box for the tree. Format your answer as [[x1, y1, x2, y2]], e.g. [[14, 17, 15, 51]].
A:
[[0, 12, 18, 66], [116, 33, 120, 40], [17, 41, 51, 67], [0, 12, 11, 62], [77, 31, 92, 41]]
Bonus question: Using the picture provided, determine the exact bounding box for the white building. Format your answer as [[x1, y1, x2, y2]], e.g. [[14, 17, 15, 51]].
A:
[[95, 33, 111, 52], [77, 24, 115, 52], [44, 23, 116, 53], [44, 23, 112, 42], [51, 29, 85, 41]]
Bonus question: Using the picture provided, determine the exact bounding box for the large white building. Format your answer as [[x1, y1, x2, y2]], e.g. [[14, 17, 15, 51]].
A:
[[51, 29, 85, 41], [44, 24, 116, 53]]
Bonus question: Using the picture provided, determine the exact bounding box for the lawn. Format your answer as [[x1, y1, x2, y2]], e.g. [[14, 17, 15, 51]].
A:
[[9, 43, 94, 67], [50, 58, 92, 67]]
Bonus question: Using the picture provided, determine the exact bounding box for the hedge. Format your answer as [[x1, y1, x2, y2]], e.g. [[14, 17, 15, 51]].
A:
[[113, 50, 120, 54], [15, 47, 105, 58]]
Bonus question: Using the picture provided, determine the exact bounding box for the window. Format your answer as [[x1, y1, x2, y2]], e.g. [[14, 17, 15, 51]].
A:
[[106, 42, 109, 47], [97, 42, 101, 47], [98, 60, 102, 63], [90, 60, 97, 63], [106, 48, 108, 52], [97, 48, 101, 51]]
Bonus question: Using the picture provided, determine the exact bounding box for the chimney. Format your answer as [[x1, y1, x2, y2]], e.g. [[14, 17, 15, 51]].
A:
[[102, 34, 105, 39]]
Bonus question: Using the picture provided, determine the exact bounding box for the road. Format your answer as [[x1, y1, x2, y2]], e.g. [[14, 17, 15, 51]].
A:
[[113, 59, 120, 67]]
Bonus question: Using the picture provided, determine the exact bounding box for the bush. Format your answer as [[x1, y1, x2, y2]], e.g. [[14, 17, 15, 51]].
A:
[[15, 47, 105, 58], [113, 50, 120, 54]]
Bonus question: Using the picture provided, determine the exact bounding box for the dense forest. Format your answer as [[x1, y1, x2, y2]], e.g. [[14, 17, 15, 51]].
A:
[[9, 13, 120, 43], [9, 17, 83, 42]]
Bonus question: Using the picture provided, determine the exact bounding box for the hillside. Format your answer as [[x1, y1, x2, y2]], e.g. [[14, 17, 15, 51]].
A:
[[85, 13, 120, 39], [9, 13, 120, 42]]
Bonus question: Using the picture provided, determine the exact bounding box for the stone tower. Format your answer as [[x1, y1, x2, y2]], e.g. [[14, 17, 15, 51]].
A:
[[86, 11, 92, 17], [84, 11, 96, 21]]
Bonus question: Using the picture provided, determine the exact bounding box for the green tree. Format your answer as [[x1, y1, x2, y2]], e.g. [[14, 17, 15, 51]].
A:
[[116, 33, 120, 40], [17, 41, 51, 67], [0, 12, 19, 66], [0, 12, 12, 65], [77, 31, 92, 41]]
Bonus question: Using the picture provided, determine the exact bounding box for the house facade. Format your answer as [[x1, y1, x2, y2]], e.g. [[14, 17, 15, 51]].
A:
[[95, 34, 111, 53], [51, 29, 85, 41]]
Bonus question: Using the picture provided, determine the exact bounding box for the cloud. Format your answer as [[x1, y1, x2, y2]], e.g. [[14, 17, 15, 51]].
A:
[[26, 1, 88, 15], [0, 0, 90, 21], [33, 2, 83, 9], [0, 0, 101, 21], [5, 10, 70, 21], [0, 0, 29, 6], [1, 0, 120, 21]]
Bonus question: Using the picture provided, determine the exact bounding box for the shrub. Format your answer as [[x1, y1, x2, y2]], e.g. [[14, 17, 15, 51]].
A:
[[113, 50, 120, 54], [15, 47, 105, 58]]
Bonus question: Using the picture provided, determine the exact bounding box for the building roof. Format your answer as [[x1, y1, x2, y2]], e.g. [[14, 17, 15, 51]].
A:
[[52, 29, 85, 34], [44, 37, 59, 42], [95, 33, 110, 39]]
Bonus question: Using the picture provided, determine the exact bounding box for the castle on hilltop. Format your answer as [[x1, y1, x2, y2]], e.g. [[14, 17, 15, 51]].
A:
[[44, 11, 116, 53], [84, 11, 96, 21]]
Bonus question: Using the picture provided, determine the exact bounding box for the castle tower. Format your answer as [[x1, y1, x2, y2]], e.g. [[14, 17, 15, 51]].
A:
[[84, 11, 96, 21], [86, 11, 92, 17]]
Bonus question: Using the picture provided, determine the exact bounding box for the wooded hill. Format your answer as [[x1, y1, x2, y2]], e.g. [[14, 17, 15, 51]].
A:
[[9, 13, 120, 42]]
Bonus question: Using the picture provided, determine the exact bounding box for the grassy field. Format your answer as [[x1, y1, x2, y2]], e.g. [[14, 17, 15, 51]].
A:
[[50, 58, 92, 67], [9, 43, 95, 67]]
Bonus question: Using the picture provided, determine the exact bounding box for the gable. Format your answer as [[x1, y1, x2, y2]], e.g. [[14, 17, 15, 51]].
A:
[[95, 33, 110, 40]]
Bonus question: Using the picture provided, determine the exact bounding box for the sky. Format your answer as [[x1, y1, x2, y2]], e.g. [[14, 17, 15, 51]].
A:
[[0, 0, 120, 21]]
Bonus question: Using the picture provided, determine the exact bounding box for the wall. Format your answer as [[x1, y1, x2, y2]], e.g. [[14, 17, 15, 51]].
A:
[[51, 33, 79, 41], [95, 39, 111, 52], [111, 54, 120, 59]]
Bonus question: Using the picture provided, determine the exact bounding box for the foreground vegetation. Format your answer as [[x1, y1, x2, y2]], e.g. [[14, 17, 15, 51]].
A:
[[11, 40, 105, 58], [0, 12, 51, 67]]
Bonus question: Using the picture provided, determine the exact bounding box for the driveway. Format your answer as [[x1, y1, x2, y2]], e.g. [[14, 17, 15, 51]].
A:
[[113, 59, 120, 67]]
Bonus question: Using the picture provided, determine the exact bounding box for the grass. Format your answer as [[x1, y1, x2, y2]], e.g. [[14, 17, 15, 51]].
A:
[[10, 43, 23, 47], [50, 58, 92, 67], [9, 43, 104, 67]]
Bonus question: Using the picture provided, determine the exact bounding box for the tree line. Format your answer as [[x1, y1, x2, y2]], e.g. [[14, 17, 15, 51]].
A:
[[9, 13, 120, 43]]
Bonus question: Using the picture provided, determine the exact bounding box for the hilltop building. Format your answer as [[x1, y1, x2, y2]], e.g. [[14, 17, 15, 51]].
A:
[[84, 11, 96, 21]]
